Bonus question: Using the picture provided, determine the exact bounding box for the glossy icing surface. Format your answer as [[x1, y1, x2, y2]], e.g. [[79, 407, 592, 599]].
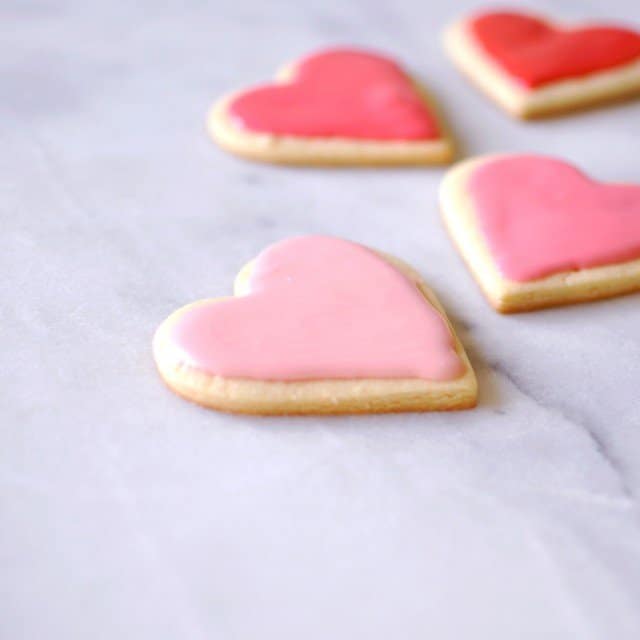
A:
[[167, 236, 464, 381], [469, 155, 640, 282], [470, 11, 640, 88], [228, 49, 440, 140]]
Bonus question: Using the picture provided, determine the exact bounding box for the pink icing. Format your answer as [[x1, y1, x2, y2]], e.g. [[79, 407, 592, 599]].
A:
[[168, 236, 464, 381], [227, 48, 440, 140], [468, 155, 640, 282]]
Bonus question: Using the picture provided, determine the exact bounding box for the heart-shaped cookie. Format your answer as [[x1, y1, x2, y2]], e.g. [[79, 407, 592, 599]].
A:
[[444, 10, 640, 118], [471, 12, 640, 88], [440, 155, 640, 312], [154, 236, 477, 414], [208, 48, 454, 165]]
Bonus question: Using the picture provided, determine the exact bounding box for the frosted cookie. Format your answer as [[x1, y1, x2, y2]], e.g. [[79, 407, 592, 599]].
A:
[[153, 236, 477, 414], [208, 48, 454, 166], [443, 10, 640, 118], [440, 154, 640, 312]]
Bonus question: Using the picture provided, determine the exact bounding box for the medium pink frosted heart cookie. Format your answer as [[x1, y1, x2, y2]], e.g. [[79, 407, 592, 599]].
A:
[[153, 236, 477, 414], [444, 10, 640, 118], [440, 154, 640, 312], [208, 48, 454, 166]]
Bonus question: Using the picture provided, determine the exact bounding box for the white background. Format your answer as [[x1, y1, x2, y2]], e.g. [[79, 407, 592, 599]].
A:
[[2, 1, 640, 638]]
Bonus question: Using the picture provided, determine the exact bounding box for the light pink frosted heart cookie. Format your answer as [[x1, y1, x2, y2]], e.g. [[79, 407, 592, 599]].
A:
[[153, 236, 477, 414], [440, 154, 640, 312], [207, 48, 454, 166]]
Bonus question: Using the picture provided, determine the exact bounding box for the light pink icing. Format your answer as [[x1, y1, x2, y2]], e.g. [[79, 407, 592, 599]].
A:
[[468, 156, 640, 282], [168, 236, 464, 381]]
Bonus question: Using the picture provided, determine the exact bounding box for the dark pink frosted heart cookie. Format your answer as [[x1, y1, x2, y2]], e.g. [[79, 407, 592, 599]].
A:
[[208, 48, 455, 165], [227, 49, 440, 140]]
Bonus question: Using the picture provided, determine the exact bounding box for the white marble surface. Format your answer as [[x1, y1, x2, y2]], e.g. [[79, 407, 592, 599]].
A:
[[3, 1, 640, 638]]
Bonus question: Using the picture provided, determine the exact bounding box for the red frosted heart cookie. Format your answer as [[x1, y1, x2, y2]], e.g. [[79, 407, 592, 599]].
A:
[[208, 48, 454, 165], [444, 10, 640, 118], [440, 155, 640, 312], [471, 12, 640, 88], [153, 236, 477, 414]]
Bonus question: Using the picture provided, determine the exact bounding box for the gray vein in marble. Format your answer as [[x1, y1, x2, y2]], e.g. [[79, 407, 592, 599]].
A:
[[489, 359, 637, 504]]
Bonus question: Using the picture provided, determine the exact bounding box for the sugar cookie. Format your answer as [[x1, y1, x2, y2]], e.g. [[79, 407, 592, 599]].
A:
[[444, 10, 640, 118], [440, 154, 640, 312], [154, 236, 477, 414], [208, 48, 454, 165]]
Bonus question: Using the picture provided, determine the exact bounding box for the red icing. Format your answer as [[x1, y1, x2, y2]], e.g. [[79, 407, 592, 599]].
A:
[[469, 156, 640, 282], [167, 236, 464, 381], [228, 49, 440, 140], [469, 11, 640, 88]]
